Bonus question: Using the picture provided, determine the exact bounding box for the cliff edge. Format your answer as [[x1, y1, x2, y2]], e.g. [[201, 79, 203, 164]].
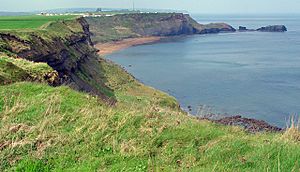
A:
[[0, 17, 116, 103], [86, 13, 236, 43]]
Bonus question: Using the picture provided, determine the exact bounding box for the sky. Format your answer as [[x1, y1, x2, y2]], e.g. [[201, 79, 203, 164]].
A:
[[0, 0, 300, 14]]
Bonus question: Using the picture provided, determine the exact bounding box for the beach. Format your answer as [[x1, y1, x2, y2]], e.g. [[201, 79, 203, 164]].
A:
[[95, 37, 162, 56]]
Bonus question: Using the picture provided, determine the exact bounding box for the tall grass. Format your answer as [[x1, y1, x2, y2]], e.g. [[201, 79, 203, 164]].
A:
[[0, 82, 299, 171], [283, 115, 300, 142]]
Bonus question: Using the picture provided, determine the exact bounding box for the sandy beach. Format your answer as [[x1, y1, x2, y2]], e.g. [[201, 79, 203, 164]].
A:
[[95, 37, 162, 56]]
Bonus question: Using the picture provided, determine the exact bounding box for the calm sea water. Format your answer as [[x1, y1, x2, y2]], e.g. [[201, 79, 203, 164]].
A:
[[107, 14, 300, 127]]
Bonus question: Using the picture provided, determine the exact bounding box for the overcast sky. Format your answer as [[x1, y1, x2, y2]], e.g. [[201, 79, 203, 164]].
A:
[[0, 0, 299, 14]]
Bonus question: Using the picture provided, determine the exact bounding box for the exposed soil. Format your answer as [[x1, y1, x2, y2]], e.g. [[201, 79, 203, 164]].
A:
[[95, 37, 162, 56]]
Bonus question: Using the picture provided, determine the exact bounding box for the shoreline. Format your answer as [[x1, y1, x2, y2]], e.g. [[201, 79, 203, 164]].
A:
[[94, 36, 283, 133], [95, 36, 163, 56]]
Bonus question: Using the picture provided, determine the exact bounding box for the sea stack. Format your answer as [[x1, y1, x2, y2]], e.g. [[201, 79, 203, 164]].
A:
[[257, 25, 287, 32], [239, 26, 248, 31]]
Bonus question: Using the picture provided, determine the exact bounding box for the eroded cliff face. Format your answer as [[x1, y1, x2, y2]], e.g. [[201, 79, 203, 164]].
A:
[[0, 18, 115, 102], [118, 13, 199, 36], [86, 13, 236, 43], [0, 18, 91, 75]]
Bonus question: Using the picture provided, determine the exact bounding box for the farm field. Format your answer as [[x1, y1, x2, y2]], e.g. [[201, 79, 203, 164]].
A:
[[0, 15, 76, 30]]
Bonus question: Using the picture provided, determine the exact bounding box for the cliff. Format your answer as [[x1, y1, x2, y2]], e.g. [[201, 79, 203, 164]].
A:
[[0, 17, 116, 102], [86, 13, 236, 43]]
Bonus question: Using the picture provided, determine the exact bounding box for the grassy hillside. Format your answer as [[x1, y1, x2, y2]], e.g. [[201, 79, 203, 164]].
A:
[[0, 15, 76, 30], [0, 58, 299, 171]]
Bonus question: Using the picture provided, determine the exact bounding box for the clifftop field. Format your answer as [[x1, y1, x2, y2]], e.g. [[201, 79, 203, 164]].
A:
[[0, 14, 299, 171], [0, 15, 75, 30]]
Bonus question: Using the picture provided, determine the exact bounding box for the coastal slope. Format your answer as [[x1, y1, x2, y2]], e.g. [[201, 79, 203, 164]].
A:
[[0, 14, 299, 171]]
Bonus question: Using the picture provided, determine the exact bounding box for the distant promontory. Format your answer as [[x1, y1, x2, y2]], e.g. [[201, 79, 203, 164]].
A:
[[239, 25, 287, 32]]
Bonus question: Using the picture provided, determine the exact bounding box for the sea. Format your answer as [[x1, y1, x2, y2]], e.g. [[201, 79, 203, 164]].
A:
[[106, 14, 300, 127]]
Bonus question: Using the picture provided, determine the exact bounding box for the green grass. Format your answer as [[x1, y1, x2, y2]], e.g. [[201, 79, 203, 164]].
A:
[[0, 15, 76, 30], [0, 59, 299, 171], [0, 16, 87, 45], [0, 56, 58, 85]]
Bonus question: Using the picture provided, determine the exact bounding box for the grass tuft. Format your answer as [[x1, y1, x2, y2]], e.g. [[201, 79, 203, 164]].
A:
[[282, 116, 300, 142], [0, 56, 59, 85]]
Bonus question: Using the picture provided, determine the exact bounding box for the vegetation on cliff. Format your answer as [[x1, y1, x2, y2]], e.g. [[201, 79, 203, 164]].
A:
[[0, 14, 299, 171], [86, 13, 236, 43]]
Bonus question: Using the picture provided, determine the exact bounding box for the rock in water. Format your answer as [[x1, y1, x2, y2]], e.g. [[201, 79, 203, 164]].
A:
[[239, 26, 248, 31], [257, 25, 287, 32]]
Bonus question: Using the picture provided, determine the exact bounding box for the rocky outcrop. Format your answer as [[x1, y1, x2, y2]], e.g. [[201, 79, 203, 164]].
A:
[[257, 25, 287, 32], [238, 25, 287, 32], [238, 26, 255, 32], [238, 26, 256, 32], [195, 23, 236, 34], [214, 115, 282, 133], [239, 26, 247, 31], [198, 113, 282, 133]]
